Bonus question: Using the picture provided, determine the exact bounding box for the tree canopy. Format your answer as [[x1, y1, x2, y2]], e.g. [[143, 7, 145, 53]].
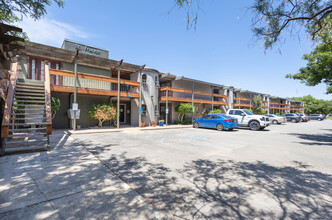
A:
[[286, 37, 332, 93], [175, 103, 193, 122], [0, 0, 64, 23], [292, 95, 332, 114], [88, 104, 117, 127], [173, 0, 332, 49]]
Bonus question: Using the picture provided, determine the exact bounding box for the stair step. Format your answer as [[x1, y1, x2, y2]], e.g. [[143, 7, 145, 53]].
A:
[[4, 145, 48, 155], [15, 92, 45, 97], [15, 88, 45, 93], [15, 85, 45, 90], [10, 117, 46, 121], [13, 104, 45, 107], [8, 133, 47, 138], [6, 138, 48, 145], [9, 127, 46, 132], [9, 122, 46, 126], [14, 100, 45, 103], [16, 82, 45, 87], [11, 113, 46, 116], [15, 96, 46, 100]]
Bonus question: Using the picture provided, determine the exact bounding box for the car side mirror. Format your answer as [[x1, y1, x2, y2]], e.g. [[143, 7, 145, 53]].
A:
[[241, 113, 245, 116]]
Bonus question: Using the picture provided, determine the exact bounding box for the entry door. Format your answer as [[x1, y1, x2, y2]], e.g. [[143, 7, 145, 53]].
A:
[[119, 104, 126, 123]]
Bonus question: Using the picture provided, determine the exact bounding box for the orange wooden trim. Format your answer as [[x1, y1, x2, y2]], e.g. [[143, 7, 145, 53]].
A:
[[51, 85, 140, 98], [234, 97, 251, 101], [159, 96, 228, 105], [1, 62, 19, 138], [234, 104, 252, 108], [45, 64, 52, 135], [49, 69, 140, 87], [160, 87, 228, 98]]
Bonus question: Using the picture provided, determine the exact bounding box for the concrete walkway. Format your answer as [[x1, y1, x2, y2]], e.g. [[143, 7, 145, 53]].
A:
[[0, 132, 167, 220], [57, 124, 192, 135]]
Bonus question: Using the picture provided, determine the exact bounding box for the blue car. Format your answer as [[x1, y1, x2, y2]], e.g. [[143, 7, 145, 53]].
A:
[[193, 114, 239, 131]]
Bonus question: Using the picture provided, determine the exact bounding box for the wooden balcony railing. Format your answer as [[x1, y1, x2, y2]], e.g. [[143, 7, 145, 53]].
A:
[[49, 69, 140, 98], [159, 86, 228, 105], [234, 97, 251, 101]]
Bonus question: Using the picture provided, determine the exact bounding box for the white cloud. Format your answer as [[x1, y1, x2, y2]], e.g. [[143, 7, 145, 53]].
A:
[[16, 17, 89, 47]]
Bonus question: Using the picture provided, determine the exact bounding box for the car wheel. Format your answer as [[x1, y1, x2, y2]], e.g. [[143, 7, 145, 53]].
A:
[[216, 123, 224, 131], [272, 120, 278, 125], [318, 118, 322, 121], [291, 118, 297, 123], [249, 121, 260, 131], [193, 122, 199, 128]]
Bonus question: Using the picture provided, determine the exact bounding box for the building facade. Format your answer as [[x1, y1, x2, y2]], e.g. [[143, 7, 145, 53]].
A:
[[16, 40, 304, 129]]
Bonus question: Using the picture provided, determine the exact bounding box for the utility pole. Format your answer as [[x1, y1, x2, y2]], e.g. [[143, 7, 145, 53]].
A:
[[166, 87, 168, 126], [73, 50, 78, 131]]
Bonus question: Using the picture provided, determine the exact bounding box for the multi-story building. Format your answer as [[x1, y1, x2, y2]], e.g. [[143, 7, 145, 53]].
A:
[[9, 39, 304, 129]]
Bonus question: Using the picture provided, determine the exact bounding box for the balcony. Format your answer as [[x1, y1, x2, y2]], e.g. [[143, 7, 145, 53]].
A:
[[49, 69, 140, 98], [269, 102, 290, 110], [159, 87, 228, 105]]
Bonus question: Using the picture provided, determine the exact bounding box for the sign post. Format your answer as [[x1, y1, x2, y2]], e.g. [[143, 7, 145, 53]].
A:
[[73, 50, 78, 131]]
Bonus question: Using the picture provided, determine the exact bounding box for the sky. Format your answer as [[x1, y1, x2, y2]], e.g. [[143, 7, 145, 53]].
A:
[[17, 0, 331, 100]]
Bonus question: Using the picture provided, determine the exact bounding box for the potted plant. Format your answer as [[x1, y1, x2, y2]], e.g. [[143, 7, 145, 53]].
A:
[[151, 121, 156, 127], [141, 121, 145, 127]]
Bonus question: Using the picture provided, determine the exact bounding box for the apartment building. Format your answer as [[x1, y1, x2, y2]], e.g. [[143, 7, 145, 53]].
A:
[[12, 40, 304, 129]]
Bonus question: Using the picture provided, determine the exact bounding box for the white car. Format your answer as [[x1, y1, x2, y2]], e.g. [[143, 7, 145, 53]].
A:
[[226, 109, 270, 131], [264, 114, 286, 125]]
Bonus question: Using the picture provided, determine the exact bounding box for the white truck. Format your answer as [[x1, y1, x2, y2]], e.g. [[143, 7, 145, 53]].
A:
[[225, 109, 270, 131]]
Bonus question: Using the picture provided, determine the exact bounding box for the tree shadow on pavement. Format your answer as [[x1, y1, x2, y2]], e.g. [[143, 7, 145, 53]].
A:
[[80, 139, 332, 219], [286, 133, 332, 146]]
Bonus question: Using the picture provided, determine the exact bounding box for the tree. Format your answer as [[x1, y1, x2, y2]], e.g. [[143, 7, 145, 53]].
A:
[[51, 97, 60, 119], [0, 0, 64, 24], [286, 37, 332, 94], [173, 0, 332, 49], [293, 95, 332, 114], [88, 104, 117, 127], [252, 95, 263, 114], [175, 103, 193, 123]]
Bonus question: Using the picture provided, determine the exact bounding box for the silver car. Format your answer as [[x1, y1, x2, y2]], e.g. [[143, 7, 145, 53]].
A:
[[264, 114, 286, 125]]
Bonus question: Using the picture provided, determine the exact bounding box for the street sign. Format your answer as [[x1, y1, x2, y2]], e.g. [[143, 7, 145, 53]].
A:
[[72, 103, 78, 111], [139, 108, 143, 114], [127, 95, 133, 98], [166, 108, 169, 114]]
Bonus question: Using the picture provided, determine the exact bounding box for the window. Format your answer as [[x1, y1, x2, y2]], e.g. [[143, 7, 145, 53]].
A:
[[211, 115, 220, 119], [31, 60, 36, 80], [229, 110, 235, 115], [142, 74, 147, 84], [142, 104, 147, 115], [235, 110, 244, 116], [202, 115, 211, 119], [40, 61, 44, 81], [56, 63, 59, 85], [155, 76, 158, 84]]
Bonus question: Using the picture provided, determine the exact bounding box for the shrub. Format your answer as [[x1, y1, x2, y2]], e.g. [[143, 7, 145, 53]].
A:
[[252, 95, 263, 114], [175, 103, 193, 123], [208, 109, 222, 114], [245, 108, 253, 113], [88, 104, 117, 127]]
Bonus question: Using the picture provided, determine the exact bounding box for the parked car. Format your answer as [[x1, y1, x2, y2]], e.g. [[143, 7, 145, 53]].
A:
[[309, 114, 325, 121], [225, 109, 270, 131], [296, 113, 308, 122], [281, 113, 301, 123], [193, 114, 239, 131], [264, 114, 286, 125]]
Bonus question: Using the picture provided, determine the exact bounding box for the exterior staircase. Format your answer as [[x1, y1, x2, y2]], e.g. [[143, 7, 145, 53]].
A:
[[1, 79, 50, 155]]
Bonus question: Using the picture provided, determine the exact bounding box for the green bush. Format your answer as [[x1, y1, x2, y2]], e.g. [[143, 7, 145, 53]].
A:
[[208, 109, 222, 114], [175, 103, 193, 123]]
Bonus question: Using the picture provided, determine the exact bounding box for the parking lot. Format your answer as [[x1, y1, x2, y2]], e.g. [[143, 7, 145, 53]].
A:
[[76, 120, 332, 219], [1, 120, 332, 219]]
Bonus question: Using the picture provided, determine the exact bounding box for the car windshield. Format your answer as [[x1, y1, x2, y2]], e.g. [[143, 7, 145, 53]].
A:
[[243, 110, 253, 115]]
